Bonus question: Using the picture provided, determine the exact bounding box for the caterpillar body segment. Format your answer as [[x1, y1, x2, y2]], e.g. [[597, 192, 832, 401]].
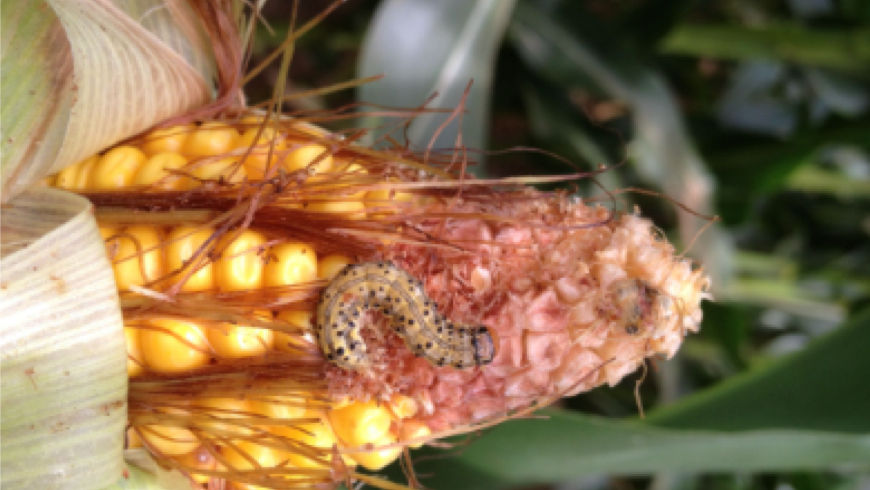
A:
[[316, 261, 496, 370]]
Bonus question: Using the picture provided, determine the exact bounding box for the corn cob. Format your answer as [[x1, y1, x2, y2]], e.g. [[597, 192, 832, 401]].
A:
[[51, 115, 710, 488]]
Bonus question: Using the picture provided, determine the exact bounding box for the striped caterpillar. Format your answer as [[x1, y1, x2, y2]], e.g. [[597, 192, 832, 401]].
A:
[[315, 261, 496, 370]]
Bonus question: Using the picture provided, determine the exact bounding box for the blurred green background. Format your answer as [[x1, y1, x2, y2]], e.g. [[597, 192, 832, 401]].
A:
[[248, 1, 870, 489]]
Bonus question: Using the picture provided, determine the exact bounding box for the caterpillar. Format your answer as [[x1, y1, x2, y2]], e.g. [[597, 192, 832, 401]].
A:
[[315, 261, 496, 371]]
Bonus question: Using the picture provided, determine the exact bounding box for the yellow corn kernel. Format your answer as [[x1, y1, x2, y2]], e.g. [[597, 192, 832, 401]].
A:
[[89, 146, 147, 190], [317, 254, 352, 280], [397, 419, 431, 449], [237, 127, 286, 180], [138, 423, 199, 456], [190, 156, 246, 184], [109, 225, 164, 291], [183, 122, 239, 157], [330, 159, 367, 175], [174, 446, 215, 485], [274, 310, 315, 353], [99, 226, 118, 241], [222, 441, 295, 490], [328, 401, 392, 449], [206, 322, 273, 359], [273, 419, 337, 469], [133, 152, 190, 190], [249, 395, 311, 420], [165, 226, 215, 292], [388, 394, 418, 420], [346, 432, 401, 471], [124, 326, 145, 377], [54, 155, 98, 191], [191, 397, 253, 436], [282, 143, 333, 174], [141, 125, 193, 156], [307, 198, 367, 219], [139, 318, 210, 374], [289, 120, 331, 139], [365, 181, 416, 214], [222, 440, 280, 469], [126, 426, 143, 448], [264, 242, 317, 288], [216, 230, 266, 291]]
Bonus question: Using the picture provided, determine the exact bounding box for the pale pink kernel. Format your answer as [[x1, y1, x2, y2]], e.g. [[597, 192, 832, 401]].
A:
[[470, 266, 492, 293], [524, 332, 570, 371], [526, 289, 567, 332]]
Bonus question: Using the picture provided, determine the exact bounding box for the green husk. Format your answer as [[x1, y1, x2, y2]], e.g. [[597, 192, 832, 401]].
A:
[[0, 187, 126, 489]]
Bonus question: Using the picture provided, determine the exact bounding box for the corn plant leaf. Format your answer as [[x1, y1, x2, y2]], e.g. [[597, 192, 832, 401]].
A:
[[356, 0, 516, 156], [659, 22, 870, 74], [646, 308, 870, 432]]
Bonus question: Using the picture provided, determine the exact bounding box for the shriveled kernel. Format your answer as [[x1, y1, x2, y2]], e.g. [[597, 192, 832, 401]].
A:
[[328, 401, 392, 449], [264, 242, 317, 288], [165, 226, 215, 292], [206, 322, 274, 358], [124, 326, 145, 377], [216, 230, 266, 291], [89, 146, 147, 190], [282, 143, 333, 174], [109, 225, 164, 291], [138, 422, 199, 456], [141, 125, 193, 156], [54, 155, 99, 191], [346, 432, 402, 471], [139, 318, 210, 374], [317, 254, 352, 281], [183, 122, 239, 157], [133, 152, 189, 190], [274, 310, 316, 353]]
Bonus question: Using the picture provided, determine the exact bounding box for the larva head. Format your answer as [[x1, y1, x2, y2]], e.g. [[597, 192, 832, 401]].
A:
[[471, 326, 496, 366], [612, 279, 657, 336]]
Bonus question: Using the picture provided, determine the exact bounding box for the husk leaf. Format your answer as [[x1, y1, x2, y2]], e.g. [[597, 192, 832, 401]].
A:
[[1, 0, 213, 202], [1, 187, 127, 489]]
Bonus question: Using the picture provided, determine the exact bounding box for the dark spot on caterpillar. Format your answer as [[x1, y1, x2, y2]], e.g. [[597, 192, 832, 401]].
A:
[[315, 262, 497, 371]]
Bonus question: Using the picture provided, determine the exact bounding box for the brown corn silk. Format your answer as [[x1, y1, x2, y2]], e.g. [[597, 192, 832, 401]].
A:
[[75, 115, 710, 488]]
